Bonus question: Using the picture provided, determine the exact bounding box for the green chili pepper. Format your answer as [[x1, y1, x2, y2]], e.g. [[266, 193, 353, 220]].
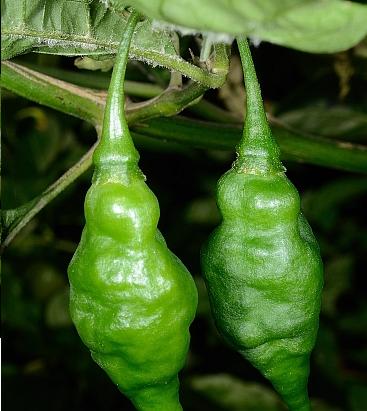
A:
[[68, 10, 197, 411], [201, 37, 323, 411]]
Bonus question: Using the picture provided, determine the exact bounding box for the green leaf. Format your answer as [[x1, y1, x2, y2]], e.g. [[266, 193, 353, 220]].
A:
[[2, 201, 38, 241], [279, 104, 367, 143], [1, 0, 175, 59], [189, 373, 284, 411], [249, 1, 367, 53], [1, 0, 227, 87], [122, 0, 367, 53]]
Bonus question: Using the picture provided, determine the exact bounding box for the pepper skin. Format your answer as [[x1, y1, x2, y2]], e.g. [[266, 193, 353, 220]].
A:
[[68, 10, 197, 411], [201, 37, 323, 411]]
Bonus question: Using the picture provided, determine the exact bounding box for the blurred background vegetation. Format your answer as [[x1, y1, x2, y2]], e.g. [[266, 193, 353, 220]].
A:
[[2, 37, 367, 411]]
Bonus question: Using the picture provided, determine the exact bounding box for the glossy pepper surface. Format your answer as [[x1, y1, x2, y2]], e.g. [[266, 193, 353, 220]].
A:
[[201, 37, 323, 411], [68, 10, 197, 411]]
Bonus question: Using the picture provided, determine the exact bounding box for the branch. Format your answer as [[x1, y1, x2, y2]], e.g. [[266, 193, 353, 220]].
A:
[[12, 61, 238, 122], [133, 117, 367, 174], [127, 81, 207, 123], [3, 61, 366, 173], [1, 61, 208, 126], [1, 143, 96, 254], [1, 61, 104, 126], [16, 61, 164, 96]]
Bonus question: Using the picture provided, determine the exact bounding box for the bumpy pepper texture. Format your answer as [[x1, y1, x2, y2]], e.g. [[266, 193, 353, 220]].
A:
[[201, 37, 323, 411], [68, 10, 197, 411]]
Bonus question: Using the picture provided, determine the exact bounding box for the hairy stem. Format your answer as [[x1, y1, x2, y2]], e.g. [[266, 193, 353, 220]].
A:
[[9, 60, 238, 122]]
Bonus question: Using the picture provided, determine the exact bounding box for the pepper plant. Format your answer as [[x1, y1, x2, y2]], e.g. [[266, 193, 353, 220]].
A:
[[2, 1, 367, 411]]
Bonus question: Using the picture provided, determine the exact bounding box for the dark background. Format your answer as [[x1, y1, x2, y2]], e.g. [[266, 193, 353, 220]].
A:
[[2, 38, 367, 411]]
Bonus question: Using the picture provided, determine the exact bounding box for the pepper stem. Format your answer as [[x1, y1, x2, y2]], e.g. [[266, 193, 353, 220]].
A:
[[93, 9, 140, 170], [236, 36, 283, 174]]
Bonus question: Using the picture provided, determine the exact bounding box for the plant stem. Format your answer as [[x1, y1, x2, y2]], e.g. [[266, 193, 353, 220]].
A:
[[236, 35, 283, 172], [1, 61, 206, 126], [128, 82, 207, 123], [94, 9, 140, 169], [188, 99, 241, 123], [3, 60, 366, 173], [2, 30, 229, 88], [133, 117, 367, 174], [131, 47, 227, 88], [14, 61, 238, 122], [1, 61, 104, 126], [16, 61, 164, 96], [200, 35, 214, 62], [0, 143, 96, 254]]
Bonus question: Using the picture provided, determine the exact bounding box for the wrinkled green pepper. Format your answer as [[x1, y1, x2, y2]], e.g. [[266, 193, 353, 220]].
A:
[[201, 37, 323, 411], [68, 10, 197, 411]]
